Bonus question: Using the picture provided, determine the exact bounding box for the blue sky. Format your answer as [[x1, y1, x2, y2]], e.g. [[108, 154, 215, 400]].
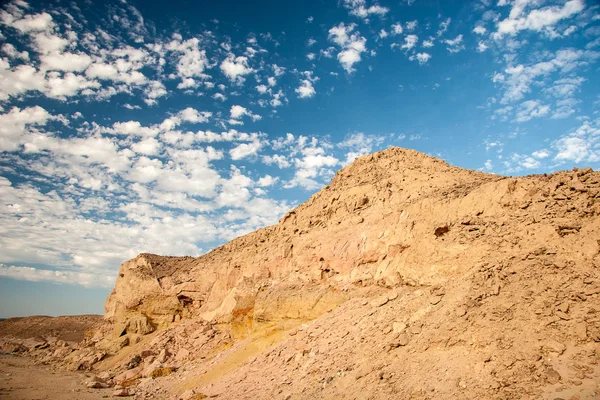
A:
[[0, 0, 599, 317]]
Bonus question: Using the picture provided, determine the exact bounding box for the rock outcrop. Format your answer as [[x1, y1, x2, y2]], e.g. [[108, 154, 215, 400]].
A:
[[4, 147, 600, 399]]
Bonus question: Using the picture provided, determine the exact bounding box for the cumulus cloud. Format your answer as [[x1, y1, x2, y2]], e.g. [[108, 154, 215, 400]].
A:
[[493, 49, 599, 104], [391, 23, 403, 35], [230, 140, 262, 160], [444, 34, 465, 53], [514, 100, 550, 122], [401, 35, 419, 51], [328, 23, 367, 73], [0, 264, 115, 288], [343, 0, 389, 20], [503, 153, 541, 172], [229, 105, 261, 123], [0, 105, 53, 151], [295, 71, 318, 99], [553, 119, 600, 163], [473, 26, 487, 35], [220, 54, 254, 82], [495, 0, 585, 38], [409, 52, 431, 65]]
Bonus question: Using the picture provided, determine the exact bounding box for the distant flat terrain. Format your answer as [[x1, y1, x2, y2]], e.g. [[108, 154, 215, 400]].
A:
[[0, 315, 102, 342]]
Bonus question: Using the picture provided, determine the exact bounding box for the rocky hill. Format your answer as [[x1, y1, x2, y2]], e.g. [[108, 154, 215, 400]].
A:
[[3, 147, 600, 399]]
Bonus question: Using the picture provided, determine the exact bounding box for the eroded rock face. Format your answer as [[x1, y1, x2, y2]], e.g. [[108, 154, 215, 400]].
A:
[[104, 148, 600, 340], [69, 147, 600, 399]]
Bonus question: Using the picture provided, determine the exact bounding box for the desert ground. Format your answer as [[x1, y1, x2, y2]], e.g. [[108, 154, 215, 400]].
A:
[[0, 354, 113, 400]]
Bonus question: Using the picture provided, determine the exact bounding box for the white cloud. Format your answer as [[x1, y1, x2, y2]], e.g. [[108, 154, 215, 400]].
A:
[[86, 63, 119, 80], [0, 63, 45, 101], [409, 52, 432, 64], [391, 23, 403, 35], [495, 0, 585, 38], [41, 52, 92, 72], [230, 140, 262, 160], [287, 143, 339, 190], [328, 23, 367, 73], [444, 34, 465, 53], [552, 119, 600, 163], [0, 105, 53, 151], [514, 100, 550, 122], [296, 79, 315, 99], [262, 154, 290, 168], [552, 98, 579, 119], [168, 37, 208, 81], [545, 76, 585, 98], [0, 264, 115, 288], [401, 35, 419, 51], [406, 21, 418, 31], [257, 175, 279, 187], [477, 41, 489, 52], [143, 80, 167, 105], [343, 0, 389, 19], [229, 105, 261, 123], [33, 33, 68, 54], [338, 132, 385, 165], [532, 149, 550, 159], [11, 12, 54, 33], [178, 107, 211, 123], [295, 72, 318, 99], [504, 153, 541, 172], [438, 18, 451, 37], [131, 137, 161, 155], [473, 26, 487, 35], [220, 54, 253, 82], [213, 93, 227, 101], [495, 49, 599, 104]]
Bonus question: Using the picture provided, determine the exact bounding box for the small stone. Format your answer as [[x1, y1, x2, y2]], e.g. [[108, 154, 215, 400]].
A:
[[371, 295, 389, 308], [148, 367, 177, 378], [555, 311, 570, 320], [387, 291, 398, 301], [86, 381, 109, 389], [393, 322, 407, 334], [430, 296, 443, 305], [556, 302, 569, 313], [546, 369, 561, 384], [409, 325, 422, 335], [396, 333, 409, 346], [112, 388, 133, 397], [455, 306, 467, 317], [545, 340, 566, 355], [575, 322, 587, 341]]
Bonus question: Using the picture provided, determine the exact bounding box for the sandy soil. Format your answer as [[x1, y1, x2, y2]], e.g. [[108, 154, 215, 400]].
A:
[[0, 354, 112, 400]]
